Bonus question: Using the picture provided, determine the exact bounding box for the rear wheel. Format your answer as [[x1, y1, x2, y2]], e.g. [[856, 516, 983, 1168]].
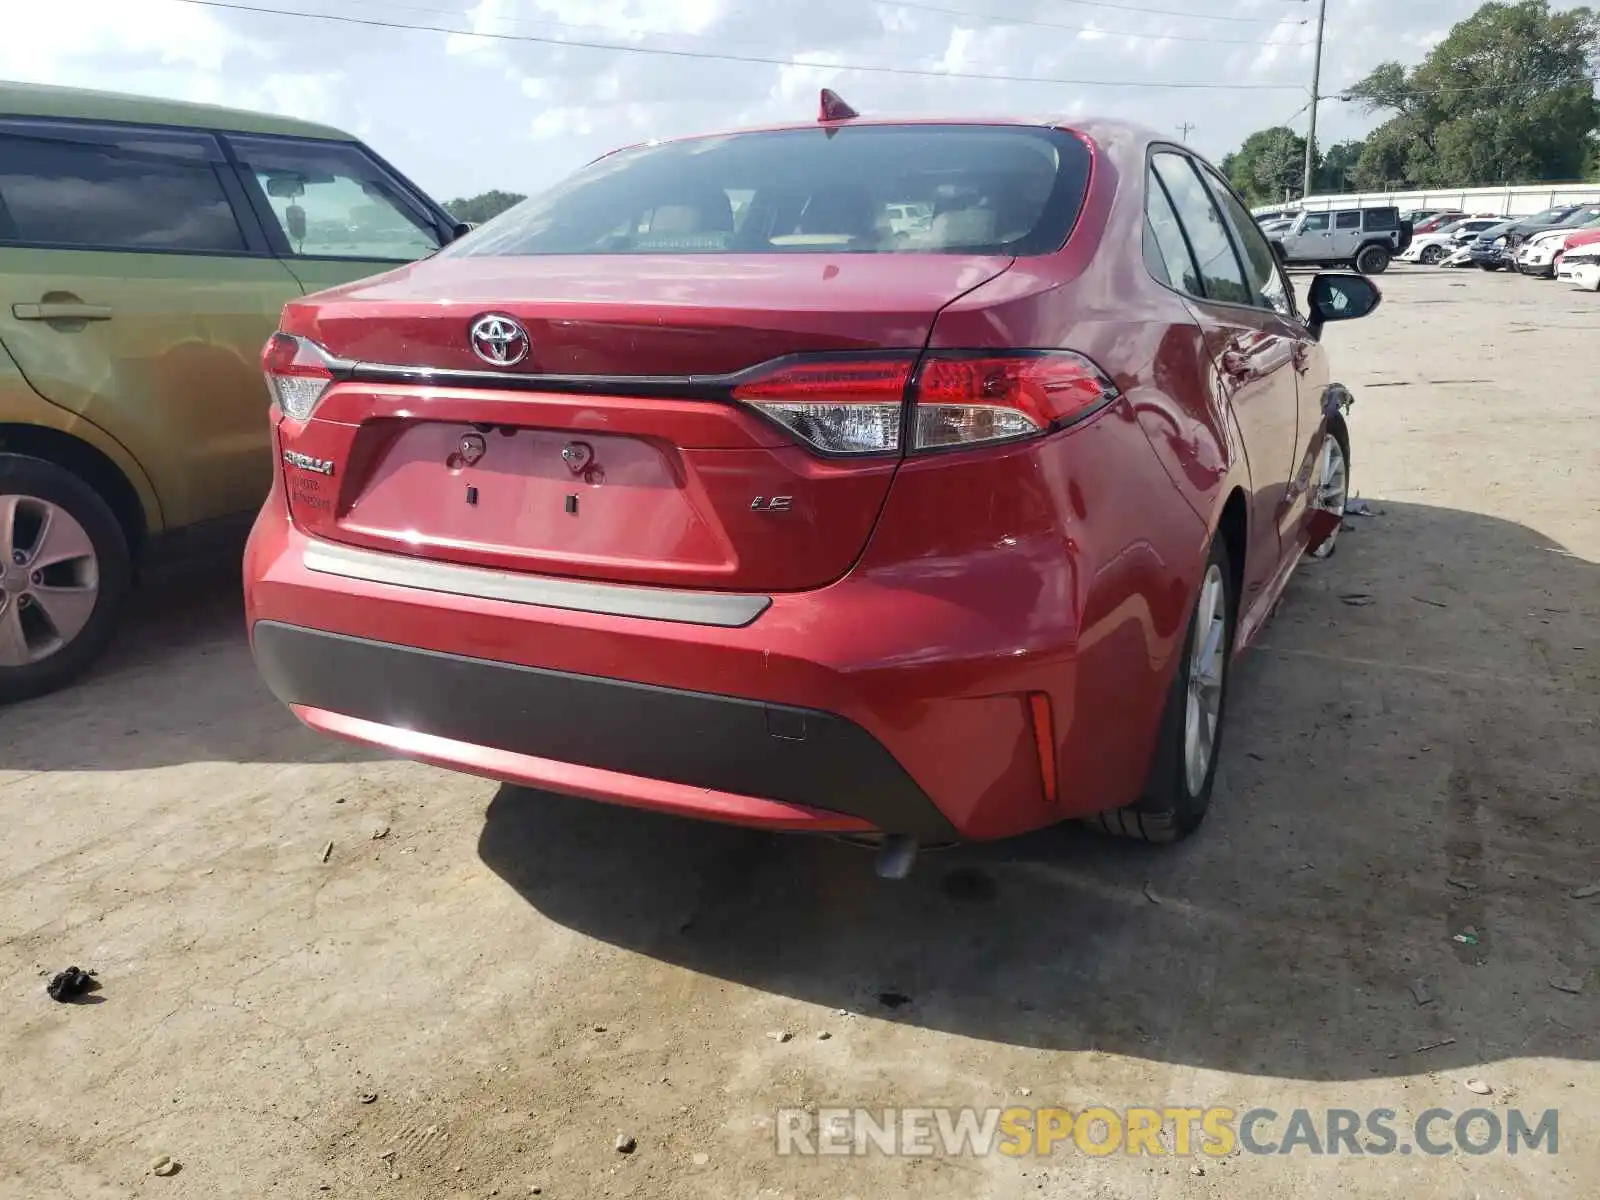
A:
[[1356, 244, 1391, 274], [1088, 537, 1236, 843], [1419, 244, 1444, 265], [0, 455, 131, 704]]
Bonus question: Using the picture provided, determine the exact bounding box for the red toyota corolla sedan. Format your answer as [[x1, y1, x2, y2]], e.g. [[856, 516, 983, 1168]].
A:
[[244, 103, 1378, 871]]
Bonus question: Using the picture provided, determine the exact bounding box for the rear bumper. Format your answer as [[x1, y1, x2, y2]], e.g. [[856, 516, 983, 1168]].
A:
[[253, 621, 957, 839]]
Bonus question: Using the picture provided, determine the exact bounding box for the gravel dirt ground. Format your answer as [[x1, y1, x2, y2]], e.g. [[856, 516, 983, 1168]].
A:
[[2, 267, 1596, 1199]]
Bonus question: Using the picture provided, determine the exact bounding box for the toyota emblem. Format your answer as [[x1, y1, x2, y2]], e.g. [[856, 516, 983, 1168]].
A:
[[469, 313, 530, 367]]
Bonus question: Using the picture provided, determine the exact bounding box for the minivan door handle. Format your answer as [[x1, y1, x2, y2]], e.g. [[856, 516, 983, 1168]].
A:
[[12, 302, 113, 321]]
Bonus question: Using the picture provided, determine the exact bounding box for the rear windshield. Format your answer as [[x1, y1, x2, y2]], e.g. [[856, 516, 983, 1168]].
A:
[[444, 125, 1092, 258]]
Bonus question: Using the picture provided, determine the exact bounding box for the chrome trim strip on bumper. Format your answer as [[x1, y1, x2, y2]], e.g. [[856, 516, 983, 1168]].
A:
[[302, 540, 771, 628]]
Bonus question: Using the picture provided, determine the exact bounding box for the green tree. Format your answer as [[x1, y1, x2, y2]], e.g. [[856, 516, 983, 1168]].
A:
[[1345, 1, 1600, 187], [1220, 126, 1309, 204], [1314, 139, 1364, 193], [445, 189, 527, 224]]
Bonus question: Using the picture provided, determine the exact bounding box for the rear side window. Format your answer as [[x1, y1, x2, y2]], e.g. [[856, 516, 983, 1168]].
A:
[[1363, 209, 1398, 231], [1150, 153, 1251, 306], [228, 135, 441, 261], [0, 120, 245, 253], [1336, 212, 1361, 230], [446, 125, 1092, 257], [1195, 163, 1294, 318], [1144, 168, 1201, 294]]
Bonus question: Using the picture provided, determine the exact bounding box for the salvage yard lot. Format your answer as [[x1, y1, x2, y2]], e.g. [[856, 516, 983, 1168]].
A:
[[3, 268, 1597, 1199]]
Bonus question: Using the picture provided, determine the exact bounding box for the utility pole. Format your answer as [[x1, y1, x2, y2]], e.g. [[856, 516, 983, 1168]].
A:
[[1302, 0, 1328, 200], [1177, 121, 1197, 142]]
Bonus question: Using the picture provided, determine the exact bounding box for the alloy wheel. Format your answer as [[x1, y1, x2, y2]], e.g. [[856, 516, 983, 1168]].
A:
[[1183, 564, 1227, 796], [0, 494, 101, 667]]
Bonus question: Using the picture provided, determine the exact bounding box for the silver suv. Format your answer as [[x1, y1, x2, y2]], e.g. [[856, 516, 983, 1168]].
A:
[[1269, 206, 1413, 274]]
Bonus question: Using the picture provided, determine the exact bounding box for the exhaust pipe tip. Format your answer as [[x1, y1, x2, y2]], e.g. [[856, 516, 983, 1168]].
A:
[[873, 835, 918, 881]]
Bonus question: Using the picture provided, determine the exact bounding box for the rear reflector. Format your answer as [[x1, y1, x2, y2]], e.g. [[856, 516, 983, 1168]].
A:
[[263, 333, 341, 421], [732, 351, 1117, 455]]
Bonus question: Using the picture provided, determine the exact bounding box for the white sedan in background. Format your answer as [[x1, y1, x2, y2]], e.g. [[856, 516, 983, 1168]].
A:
[[1557, 244, 1600, 291], [1398, 217, 1502, 265]]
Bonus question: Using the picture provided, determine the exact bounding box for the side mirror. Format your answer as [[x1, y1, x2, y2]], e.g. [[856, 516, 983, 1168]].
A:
[[1307, 272, 1381, 339], [450, 221, 473, 241]]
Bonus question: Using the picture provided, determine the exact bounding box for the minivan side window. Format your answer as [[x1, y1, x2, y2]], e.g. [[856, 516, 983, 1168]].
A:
[[1151, 153, 1251, 306], [228, 135, 440, 261], [0, 120, 246, 253], [1194, 162, 1295, 319], [1336, 212, 1361, 230]]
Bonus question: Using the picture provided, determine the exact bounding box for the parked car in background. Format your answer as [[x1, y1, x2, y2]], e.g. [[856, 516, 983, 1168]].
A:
[[1514, 207, 1600, 277], [1479, 204, 1591, 268], [1398, 216, 1502, 265], [1467, 220, 1519, 270], [1270, 205, 1413, 273], [1258, 217, 1295, 238], [1253, 207, 1300, 226], [1556, 231, 1600, 291], [1409, 211, 1467, 235], [0, 81, 463, 702], [245, 109, 1379, 862]]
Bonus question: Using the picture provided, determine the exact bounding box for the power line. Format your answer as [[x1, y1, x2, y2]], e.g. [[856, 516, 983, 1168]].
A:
[[321, 0, 1315, 51], [1038, 0, 1307, 23], [880, 0, 1314, 47], [168, 0, 1308, 90]]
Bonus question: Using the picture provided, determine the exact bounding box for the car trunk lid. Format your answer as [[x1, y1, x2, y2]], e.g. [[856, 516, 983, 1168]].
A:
[[274, 253, 1015, 592]]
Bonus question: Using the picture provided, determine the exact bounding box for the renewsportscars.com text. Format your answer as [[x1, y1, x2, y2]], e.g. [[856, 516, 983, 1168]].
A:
[[775, 1106, 1559, 1158]]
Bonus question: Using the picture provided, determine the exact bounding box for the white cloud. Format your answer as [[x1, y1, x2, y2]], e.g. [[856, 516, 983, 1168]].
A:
[[7, 0, 1498, 201]]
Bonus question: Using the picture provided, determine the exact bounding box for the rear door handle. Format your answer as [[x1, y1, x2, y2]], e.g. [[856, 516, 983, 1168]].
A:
[[12, 303, 113, 321]]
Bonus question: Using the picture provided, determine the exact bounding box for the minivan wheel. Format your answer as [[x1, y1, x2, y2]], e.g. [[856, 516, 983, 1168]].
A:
[[1356, 244, 1391, 274], [0, 455, 131, 704], [1087, 537, 1236, 843]]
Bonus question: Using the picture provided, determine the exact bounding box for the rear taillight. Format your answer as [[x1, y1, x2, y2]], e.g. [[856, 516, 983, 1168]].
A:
[[732, 357, 914, 454], [913, 352, 1118, 450], [733, 350, 1117, 455], [263, 333, 340, 421]]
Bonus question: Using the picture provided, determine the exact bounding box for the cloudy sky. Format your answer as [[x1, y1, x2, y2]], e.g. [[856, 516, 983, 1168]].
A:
[[5, 0, 1486, 201]]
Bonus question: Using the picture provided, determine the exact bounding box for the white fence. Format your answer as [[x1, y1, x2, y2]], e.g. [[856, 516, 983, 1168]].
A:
[[1251, 182, 1600, 219]]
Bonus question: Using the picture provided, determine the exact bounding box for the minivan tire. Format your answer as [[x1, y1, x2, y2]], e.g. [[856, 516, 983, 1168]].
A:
[[1087, 536, 1236, 843], [1355, 244, 1391, 275], [0, 454, 131, 705]]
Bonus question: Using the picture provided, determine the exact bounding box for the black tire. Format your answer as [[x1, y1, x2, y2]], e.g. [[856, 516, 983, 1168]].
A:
[[1356, 244, 1391, 275], [1478, 263, 1501, 272], [1087, 536, 1237, 843], [0, 454, 131, 704], [1419, 244, 1444, 265]]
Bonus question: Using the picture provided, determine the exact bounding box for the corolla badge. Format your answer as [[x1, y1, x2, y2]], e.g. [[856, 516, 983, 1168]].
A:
[[469, 314, 530, 367]]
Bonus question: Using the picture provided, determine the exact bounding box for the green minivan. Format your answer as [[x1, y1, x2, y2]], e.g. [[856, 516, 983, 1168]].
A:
[[0, 81, 465, 702]]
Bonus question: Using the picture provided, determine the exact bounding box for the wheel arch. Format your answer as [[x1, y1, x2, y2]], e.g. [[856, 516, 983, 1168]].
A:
[[1214, 485, 1249, 606], [0, 424, 154, 556]]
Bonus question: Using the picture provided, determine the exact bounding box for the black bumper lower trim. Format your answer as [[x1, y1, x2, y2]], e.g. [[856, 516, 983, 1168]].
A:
[[251, 622, 957, 840]]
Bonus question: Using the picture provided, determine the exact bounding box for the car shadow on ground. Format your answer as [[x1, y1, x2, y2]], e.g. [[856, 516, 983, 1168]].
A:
[[2, 558, 385, 771], [480, 500, 1599, 1080]]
